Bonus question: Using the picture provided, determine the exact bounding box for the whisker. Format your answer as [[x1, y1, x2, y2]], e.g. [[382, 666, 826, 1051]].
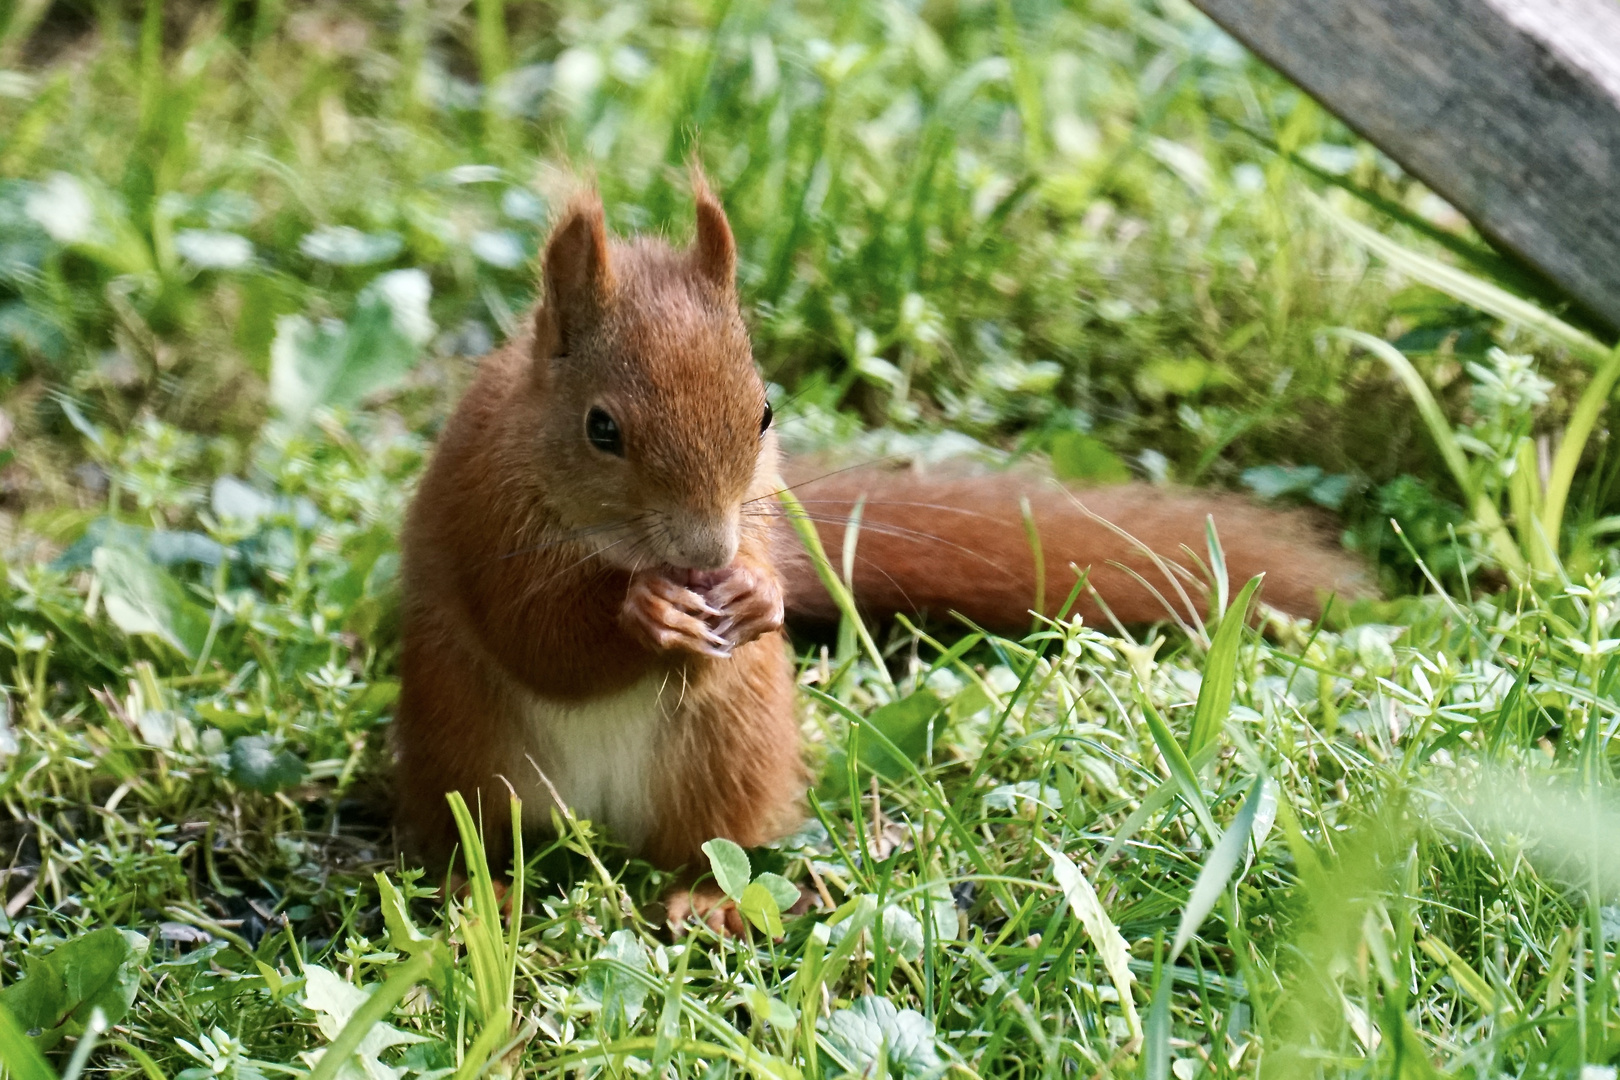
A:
[[766, 498, 1004, 522], [745, 456, 912, 506], [755, 509, 1026, 581], [531, 535, 637, 587], [496, 514, 656, 562]]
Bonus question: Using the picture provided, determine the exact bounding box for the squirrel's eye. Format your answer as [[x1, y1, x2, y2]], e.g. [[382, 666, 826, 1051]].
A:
[[760, 401, 773, 436], [585, 407, 624, 457]]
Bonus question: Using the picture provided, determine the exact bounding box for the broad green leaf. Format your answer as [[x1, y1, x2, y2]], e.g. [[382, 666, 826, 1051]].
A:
[[298, 225, 403, 266], [821, 995, 942, 1080], [302, 955, 438, 1080], [1188, 575, 1262, 757], [269, 270, 433, 428], [1170, 774, 1266, 961], [820, 690, 941, 796], [880, 905, 925, 963], [174, 228, 253, 269], [702, 838, 752, 902], [1240, 463, 1323, 501], [302, 964, 429, 1053], [755, 872, 800, 913], [375, 874, 434, 957], [739, 882, 785, 938], [1239, 466, 1354, 512], [0, 927, 148, 1050], [92, 543, 211, 659], [583, 930, 651, 1025], [863, 690, 940, 777], [744, 990, 796, 1031], [254, 961, 285, 999], [229, 735, 308, 793]]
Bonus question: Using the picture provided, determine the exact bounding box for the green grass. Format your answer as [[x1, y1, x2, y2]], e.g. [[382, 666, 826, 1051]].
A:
[[3, 1, 1620, 1078]]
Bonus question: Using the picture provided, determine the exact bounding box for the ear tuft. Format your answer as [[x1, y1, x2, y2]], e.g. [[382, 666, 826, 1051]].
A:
[[538, 193, 613, 354], [690, 167, 736, 291]]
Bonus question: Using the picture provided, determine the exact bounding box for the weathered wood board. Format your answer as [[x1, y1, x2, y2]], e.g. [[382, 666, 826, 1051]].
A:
[[1187, 0, 1620, 334]]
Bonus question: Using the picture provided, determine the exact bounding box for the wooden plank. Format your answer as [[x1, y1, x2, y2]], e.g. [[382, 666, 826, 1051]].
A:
[[1186, 0, 1620, 334]]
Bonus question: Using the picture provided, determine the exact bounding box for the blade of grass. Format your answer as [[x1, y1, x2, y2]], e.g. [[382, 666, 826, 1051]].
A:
[[651, 931, 694, 1074], [1142, 942, 1172, 1080], [1250, 125, 1580, 314], [804, 685, 1015, 915], [1541, 344, 1620, 547], [445, 792, 522, 1080], [1136, 686, 1220, 845], [1170, 774, 1265, 961], [59, 1008, 106, 1080], [0, 1001, 58, 1080], [1020, 494, 1045, 631], [836, 494, 867, 676], [1204, 516, 1229, 621], [1315, 195, 1609, 365], [1043, 843, 1141, 1041], [1098, 741, 1220, 868], [778, 485, 893, 696], [1188, 575, 1262, 758]]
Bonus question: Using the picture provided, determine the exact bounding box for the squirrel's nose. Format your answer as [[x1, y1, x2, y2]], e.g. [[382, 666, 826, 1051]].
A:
[[663, 511, 739, 571]]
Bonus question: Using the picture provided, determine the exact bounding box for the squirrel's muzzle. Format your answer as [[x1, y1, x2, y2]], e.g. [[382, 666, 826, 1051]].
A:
[[658, 509, 740, 571]]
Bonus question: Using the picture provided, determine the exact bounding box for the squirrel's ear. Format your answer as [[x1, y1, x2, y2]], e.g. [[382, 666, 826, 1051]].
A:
[[539, 194, 613, 353], [690, 172, 736, 291]]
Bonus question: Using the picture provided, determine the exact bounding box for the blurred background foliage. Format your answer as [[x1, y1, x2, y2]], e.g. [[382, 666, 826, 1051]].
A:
[[4, 0, 1598, 597]]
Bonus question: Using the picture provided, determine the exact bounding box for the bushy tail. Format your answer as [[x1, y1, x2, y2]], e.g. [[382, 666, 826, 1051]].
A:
[[773, 462, 1369, 632]]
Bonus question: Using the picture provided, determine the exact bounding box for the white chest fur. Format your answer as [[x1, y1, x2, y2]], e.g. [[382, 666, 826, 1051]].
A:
[[513, 674, 671, 851]]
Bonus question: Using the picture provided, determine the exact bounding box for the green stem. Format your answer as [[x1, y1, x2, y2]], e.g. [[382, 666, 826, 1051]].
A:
[[777, 484, 894, 695], [1541, 345, 1620, 550]]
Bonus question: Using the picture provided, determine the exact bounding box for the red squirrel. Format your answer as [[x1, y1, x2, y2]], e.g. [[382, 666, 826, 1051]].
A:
[[395, 176, 1363, 923]]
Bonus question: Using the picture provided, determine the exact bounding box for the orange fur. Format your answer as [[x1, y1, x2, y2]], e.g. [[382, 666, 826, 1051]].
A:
[[397, 181, 802, 877], [396, 180, 1368, 896], [774, 464, 1368, 630]]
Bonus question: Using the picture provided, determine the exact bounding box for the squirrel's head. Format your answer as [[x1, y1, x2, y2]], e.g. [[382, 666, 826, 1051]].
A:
[[526, 178, 774, 573]]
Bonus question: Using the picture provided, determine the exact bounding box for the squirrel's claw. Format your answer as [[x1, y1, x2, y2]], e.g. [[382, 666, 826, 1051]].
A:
[[698, 563, 785, 650], [621, 573, 735, 658], [623, 562, 783, 658]]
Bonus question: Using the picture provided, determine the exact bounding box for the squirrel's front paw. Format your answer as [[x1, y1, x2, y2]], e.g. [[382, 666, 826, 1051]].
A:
[[662, 881, 747, 937], [694, 562, 784, 651], [621, 572, 734, 658]]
